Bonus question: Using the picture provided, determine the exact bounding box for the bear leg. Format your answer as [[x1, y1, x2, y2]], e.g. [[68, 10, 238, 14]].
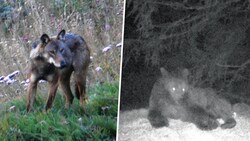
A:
[[221, 118, 236, 129], [194, 116, 218, 130], [189, 107, 219, 130], [148, 108, 169, 128]]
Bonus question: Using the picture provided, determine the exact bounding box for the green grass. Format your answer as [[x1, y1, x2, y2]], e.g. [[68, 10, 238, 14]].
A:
[[0, 82, 119, 141]]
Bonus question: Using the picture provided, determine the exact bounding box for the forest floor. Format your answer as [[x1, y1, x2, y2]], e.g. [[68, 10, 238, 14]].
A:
[[118, 104, 250, 141]]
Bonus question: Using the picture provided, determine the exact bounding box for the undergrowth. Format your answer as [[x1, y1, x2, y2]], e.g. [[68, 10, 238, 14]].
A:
[[0, 82, 118, 140]]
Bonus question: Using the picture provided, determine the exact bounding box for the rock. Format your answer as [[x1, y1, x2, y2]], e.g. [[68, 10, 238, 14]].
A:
[[102, 45, 112, 52]]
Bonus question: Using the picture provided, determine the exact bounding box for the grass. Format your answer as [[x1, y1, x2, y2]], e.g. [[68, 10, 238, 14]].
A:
[[0, 82, 118, 141]]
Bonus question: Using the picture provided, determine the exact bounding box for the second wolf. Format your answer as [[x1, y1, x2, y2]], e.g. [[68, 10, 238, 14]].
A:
[[27, 29, 90, 112]]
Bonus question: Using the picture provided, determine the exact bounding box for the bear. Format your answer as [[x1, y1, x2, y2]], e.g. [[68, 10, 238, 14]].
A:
[[148, 67, 236, 130], [183, 87, 236, 129]]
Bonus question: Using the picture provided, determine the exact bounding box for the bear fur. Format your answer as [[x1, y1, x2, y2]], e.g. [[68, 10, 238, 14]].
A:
[[148, 68, 236, 130]]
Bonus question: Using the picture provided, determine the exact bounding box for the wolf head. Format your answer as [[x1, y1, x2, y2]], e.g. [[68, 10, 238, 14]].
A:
[[30, 30, 72, 68], [160, 67, 189, 102]]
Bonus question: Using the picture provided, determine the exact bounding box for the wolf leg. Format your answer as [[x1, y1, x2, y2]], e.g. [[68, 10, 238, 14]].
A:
[[45, 81, 59, 111], [73, 69, 88, 107], [27, 82, 38, 112], [59, 70, 74, 108]]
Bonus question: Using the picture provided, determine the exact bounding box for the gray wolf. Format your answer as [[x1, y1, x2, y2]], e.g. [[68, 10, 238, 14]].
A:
[[27, 29, 90, 112]]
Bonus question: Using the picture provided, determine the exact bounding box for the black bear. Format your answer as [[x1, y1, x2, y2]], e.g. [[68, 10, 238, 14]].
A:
[[148, 67, 236, 130]]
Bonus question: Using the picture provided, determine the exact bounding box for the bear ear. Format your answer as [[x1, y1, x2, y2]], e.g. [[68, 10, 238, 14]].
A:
[[57, 29, 66, 40], [40, 34, 50, 45], [160, 67, 169, 77], [182, 68, 189, 80]]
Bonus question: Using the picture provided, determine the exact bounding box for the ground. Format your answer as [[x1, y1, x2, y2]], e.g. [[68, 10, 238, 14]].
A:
[[118, 105, 250, 141]]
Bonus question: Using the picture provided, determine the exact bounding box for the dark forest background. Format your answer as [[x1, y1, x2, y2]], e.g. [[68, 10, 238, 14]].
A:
[[121, 0, 250, 110]]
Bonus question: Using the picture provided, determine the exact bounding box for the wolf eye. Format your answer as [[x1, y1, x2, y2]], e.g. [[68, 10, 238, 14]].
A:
[[182, 88, 185, 92]]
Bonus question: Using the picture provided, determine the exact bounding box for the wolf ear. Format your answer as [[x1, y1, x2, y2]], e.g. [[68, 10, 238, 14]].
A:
[[160, 67, 169, 77], [40, 34, 50, 45], [57, 29, 66, 40]]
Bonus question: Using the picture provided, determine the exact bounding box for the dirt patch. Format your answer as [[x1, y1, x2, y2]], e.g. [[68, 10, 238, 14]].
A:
[[118, 108, 250, 141]]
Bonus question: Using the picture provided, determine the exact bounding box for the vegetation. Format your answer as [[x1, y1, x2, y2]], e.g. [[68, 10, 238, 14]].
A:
[[121, 0, 250, 110], [0, 82, 118, 140]]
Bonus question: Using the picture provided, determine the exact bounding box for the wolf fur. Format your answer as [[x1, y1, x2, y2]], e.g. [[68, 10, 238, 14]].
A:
[[27, 30, 90, 112]]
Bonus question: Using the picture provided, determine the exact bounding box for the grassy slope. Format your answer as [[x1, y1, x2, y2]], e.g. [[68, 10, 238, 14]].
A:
[[0, 82, 118, 140]]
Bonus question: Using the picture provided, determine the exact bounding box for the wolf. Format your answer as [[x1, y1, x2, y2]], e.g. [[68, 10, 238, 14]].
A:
[[148, 68, 236, 130], [26, 29, 90, 112]]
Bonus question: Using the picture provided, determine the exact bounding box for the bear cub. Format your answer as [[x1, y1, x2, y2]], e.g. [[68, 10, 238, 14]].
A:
[[148, 68, 236, 130]]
